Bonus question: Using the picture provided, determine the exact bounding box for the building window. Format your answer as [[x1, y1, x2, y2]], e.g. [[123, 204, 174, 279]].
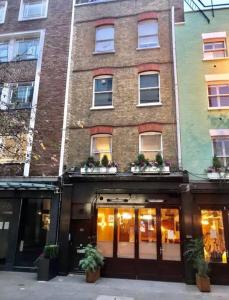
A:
[[0, 42, 8, 62], [139, 72, 160, 105], [138, 19, 159, 49], [139, 132, 162, 160], [0, 1, 7, 24], [0, 82, 34, 110], [0, 37, 39, 62], [95, 25, 114, 53], [19, 0, 48, 21], [93, 75, 113, 108], [213, 137, 229, 166], [15, 38, 39, 60], [0, 134, 27, 163], [91, 134, 112, 161], [208, 83, 229, 108], [203, 40, 227, 59]]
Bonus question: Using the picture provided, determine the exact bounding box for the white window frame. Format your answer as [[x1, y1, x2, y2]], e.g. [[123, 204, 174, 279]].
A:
[[18, 0, 49, 21], [0, 1, 7, 24], [90, 134, 112, 161], [203, 39, 227, 60], [92, 75, 113, 110], [208, 83, 229, 109], [212, 137, 229, 167], [0, 35, 40, 62], [139, 132, 163, 159], [95, 25, 115, 53], [138, 71, 161, 107], [138, 19, 159, 49]]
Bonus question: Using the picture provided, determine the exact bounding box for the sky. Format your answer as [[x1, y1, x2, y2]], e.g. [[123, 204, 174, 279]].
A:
[[184, 0, 229, 11]]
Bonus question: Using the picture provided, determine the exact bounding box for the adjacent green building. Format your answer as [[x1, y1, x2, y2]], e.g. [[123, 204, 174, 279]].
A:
[[176, 8, 229, 179]]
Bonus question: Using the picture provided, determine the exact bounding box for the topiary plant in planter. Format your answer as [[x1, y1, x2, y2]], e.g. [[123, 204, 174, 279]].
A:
[[79, 244, 104, 283], [101, 155, 109, 167], [36, 244, 59, 281], [155, 153, 163, 167], [184, 238, 210, 292]]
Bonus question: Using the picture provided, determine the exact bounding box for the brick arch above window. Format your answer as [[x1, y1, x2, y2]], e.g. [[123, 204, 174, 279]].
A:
[[138, 123, 163, 134], [138, 12, 158, 22], [93, 68, 114, 77], [137, 63, 160, 73], [90, 126, 113, 136], [95, 18, 116, 27]]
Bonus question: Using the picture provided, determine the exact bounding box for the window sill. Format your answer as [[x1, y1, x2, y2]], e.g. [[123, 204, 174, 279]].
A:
[[18, 16, 48, 22], [90, 106, 114, 110], [203, 57, 229, 62], [136, 46, 160, 51], [0, 58, 38, 64], [136, 103, 162, 107], [93, 50, 115, 55], [208, 107, 229, 111]]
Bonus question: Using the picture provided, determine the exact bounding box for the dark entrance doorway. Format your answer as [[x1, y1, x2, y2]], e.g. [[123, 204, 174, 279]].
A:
[[198, 206, 229, 284], [15, 198, 51, 268], [95, 206, 184, 281], [0, 200, 13, 266]]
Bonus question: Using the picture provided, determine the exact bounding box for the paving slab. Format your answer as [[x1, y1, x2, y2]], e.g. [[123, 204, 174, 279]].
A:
[[0, 272, 229, 300]]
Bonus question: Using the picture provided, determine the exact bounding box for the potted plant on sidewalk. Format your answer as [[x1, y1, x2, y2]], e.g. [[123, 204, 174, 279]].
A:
[[79, 244, 104, 283], [36, 244, 59, 281], [184, 238, 210, 292]]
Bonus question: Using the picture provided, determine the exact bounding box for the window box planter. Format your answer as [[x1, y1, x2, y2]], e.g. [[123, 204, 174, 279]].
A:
[[131, 166, 170, 174], [207, 172, 229, 180], [80, 167, 117, 175]]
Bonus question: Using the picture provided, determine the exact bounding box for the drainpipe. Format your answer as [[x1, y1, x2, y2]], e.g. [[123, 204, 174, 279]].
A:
[[59, 0, 75, 176], [171, 6, 182, 169]]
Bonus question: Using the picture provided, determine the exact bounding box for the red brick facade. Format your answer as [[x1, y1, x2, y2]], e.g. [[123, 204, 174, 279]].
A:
[[0, 0, 72, 176]]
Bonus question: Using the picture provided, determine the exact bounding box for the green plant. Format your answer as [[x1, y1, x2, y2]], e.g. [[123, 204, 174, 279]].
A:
[[44, 244, 59, 259], [155, 153, 163, 166], [212, 155, 221, 170], [101, 155, 109, 167], [184, 238, 209, 278], [79, 244, 104, 272]]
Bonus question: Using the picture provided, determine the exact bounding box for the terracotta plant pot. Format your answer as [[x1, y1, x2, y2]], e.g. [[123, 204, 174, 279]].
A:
[[86, 268, 100, 283], [196, 274, 211, 292]]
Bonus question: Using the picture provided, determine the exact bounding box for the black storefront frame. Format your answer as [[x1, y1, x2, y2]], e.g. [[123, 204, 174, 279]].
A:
[[0, 188, 60, 271], [96, 204, 185, 281], [59, 173, 188, 280]]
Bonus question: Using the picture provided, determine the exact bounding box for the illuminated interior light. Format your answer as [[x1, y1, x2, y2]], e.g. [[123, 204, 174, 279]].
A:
[[141, 214, 153, 220], [122, 212, 132, 220]]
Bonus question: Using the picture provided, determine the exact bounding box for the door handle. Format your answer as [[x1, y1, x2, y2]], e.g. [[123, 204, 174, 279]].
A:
[[160, 247, 164, 255]]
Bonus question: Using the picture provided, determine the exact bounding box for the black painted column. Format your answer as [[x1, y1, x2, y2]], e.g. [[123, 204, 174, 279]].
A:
[[58, 184, 73, 275], [180, 183, 195, 284], [47, 192, 60, 244]]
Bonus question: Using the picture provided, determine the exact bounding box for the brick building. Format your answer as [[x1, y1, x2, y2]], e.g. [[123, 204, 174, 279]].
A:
[[59, 0, 188, 281], [0, 0, 72, 271]]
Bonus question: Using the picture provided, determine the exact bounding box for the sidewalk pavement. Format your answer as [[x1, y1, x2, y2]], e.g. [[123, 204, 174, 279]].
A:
[[0, 271, 229, 300]]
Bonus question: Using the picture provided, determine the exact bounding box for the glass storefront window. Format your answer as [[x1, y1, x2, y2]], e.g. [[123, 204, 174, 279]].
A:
[[97, 208, 114, 257], [161, 208, 181, 261], [117, 208, 135, 258], [201, 210, 227, 264], [139, 208, 157, 259]]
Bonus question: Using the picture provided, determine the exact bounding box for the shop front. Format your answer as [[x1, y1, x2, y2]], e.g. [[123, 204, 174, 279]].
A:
[[191, 184, 229, 285], [0, 179, 60, 271], [59, 173, 187, 282]]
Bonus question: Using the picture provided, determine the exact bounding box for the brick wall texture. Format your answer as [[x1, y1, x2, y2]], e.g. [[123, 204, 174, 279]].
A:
[[65, 0, 183, 171], [0, 0, 72, 176]]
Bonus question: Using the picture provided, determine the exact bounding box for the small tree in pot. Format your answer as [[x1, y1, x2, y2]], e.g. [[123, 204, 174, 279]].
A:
[[184, 238, 210, 292], [36, 244, 59, 281], [79, 244, 104, 283]]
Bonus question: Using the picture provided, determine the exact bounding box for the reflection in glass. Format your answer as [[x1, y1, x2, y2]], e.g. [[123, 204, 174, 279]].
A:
[[97, 208, 114, 257], [201, 210, 227, 264], [117, 208, 135, 258], [161, 208, 181, 261], [139, 208, 157, 259]]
